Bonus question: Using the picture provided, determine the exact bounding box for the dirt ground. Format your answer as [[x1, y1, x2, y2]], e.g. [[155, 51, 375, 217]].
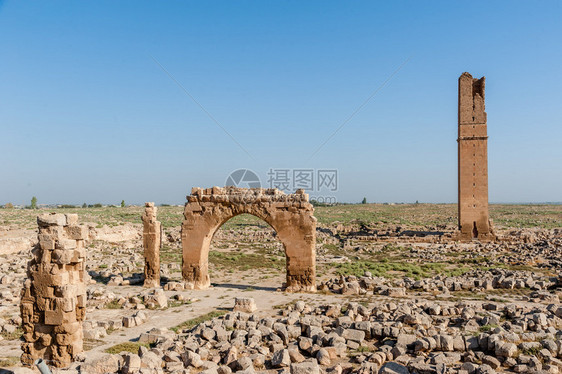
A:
[[0, 203, 560, 371]]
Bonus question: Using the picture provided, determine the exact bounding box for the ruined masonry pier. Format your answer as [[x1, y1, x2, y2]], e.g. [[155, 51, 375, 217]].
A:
[[20, 213, 88, 368], [142, 202, 162, 288]]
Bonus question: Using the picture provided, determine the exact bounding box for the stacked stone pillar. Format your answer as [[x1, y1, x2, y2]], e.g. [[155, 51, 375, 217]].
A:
[[142, 202, 161, 288], [20, 213, 88, 368]]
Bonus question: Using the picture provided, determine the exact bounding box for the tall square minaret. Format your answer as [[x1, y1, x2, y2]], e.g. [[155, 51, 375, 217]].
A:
[[458, 72, 494, 240]]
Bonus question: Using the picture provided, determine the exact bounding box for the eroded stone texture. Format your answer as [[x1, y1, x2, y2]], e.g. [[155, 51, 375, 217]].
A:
[[457, 72, 495, 241], [142, 202, 161, 288], [20, 213, 87, 368], [233, 297, 257, 313], [182, 187, 316, 292]]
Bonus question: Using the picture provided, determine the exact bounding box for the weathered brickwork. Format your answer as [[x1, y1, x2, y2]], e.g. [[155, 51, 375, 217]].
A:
[[20, 213, 87, 368], [142, 202, 161, 288], [182, 186, 317, 292], [458, 72, 494, 241]]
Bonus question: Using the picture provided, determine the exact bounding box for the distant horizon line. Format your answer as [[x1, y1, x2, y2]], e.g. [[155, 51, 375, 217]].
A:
[[4, 201, 562, 208]]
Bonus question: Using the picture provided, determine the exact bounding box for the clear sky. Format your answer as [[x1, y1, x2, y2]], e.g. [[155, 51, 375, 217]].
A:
[[1, 1, 561, 205]]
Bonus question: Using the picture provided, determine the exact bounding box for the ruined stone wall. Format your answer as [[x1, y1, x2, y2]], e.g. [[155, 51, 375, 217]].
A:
[[458, 72, 494, 241], [182, 186, 316, 292], [20, 213, 87, 368], [142, 202, 161, 288]]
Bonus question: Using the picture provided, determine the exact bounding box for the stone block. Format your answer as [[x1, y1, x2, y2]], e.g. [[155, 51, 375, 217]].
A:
[[41, 225, 64, 240], [234, 297, 257, 313], [54, 321, 81, 335], [44, 310, 77, 325], [55, 297, 76, 312], [52, 249, 74, 265], [64, 225, 88, 240], [37, 213, 67, 227], [123, 316, 136, 328], [291, 360, 320, 374], [57, 239, 77, 250], [77, 294, 86, 308], [55, 333, 73, 346], [65, 214, 78, 225], [38, 234, 56, 250]]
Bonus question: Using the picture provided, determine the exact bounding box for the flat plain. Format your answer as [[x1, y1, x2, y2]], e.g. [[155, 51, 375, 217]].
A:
[[0, 203, 561, 373]]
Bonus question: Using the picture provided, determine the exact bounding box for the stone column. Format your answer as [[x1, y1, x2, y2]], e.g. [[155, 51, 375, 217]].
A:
[[20, 213, 88, 368], [142, 202, 161, 288]]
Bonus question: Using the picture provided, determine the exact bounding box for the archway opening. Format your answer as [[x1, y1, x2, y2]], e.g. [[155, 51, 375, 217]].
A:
[[208, 213, 286, 290], [181, 187, 317, 292]]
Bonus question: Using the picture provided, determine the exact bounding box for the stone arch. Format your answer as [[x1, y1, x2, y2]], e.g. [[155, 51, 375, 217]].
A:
[[181, 186, 316, 292]]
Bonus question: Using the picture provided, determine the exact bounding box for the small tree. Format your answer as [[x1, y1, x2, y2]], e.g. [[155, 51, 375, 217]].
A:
[[82, 203, 87, 208], [361, 197, 367, 204], [4, 202, 14, 209], [31, 196, 37, 209], [121, 200, 125, 208]]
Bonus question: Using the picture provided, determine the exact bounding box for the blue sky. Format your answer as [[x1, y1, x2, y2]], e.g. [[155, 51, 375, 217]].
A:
[[1, 1, 561, 205]]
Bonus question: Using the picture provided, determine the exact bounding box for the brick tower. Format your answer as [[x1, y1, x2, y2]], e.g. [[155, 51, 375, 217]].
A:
[[457, 72, 494, 240]]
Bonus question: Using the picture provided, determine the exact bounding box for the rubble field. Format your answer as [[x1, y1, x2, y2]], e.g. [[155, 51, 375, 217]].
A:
[[0, 203, 561, 374]]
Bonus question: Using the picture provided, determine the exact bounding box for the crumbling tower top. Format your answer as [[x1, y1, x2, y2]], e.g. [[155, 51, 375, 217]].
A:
[[459, 72, 486, 125]]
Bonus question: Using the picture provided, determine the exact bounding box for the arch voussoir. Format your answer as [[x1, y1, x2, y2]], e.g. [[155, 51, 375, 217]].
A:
[[181, 186, 317, 292]]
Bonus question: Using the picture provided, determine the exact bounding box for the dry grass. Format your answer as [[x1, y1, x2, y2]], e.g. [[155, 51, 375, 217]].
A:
[[1, 203, 561, 229]]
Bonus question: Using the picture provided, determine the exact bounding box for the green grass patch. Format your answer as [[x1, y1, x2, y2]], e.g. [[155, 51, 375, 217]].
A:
[[105, 341, 150, 354], [160, 245, 182, 264], [354, 345, 372, 353], [334, 259, 470, 280], [0, 356, 19, 367], [521, 346, 542, 357], [105, 300, 122, 309], [479, 324, 499, 333], [170, 310, 227, 333], [209, 252, 285, 271], [0, 327, 23, 340], [168, 300, 191, 308]]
